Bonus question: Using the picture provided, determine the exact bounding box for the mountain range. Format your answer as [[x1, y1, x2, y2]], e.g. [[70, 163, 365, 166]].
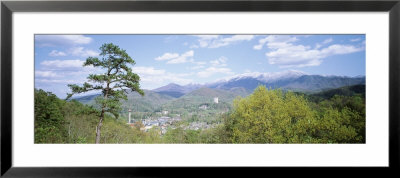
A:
[[153, 70, 365, 98], [74, 71, 365, 113]]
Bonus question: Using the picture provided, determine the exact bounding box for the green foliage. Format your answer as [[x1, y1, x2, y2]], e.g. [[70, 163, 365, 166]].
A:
[[160, 121, 229, 144], [35, 89, 67, 143], [198, 124, 230, 143], [162, 127, 202, 143], [35, 84, 365, 144], [35, 89, 152, 143], [35, 89, 99, 143], [223, 86, 365, 143], [225, 87, 316, 143], [306, 84, 365, 103], [100, 119, 141, 143], [315, 95, 366, 143]]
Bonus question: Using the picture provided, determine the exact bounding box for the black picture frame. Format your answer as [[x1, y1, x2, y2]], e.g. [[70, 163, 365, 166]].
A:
[[1, 0, 399, 177]]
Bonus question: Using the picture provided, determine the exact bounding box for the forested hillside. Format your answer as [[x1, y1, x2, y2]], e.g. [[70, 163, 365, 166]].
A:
[[35, 84, 365, 144], [35, 89, 158, 143]]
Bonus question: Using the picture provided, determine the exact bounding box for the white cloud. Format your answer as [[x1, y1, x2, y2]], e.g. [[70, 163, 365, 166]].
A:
[[68, 47, 99, 57], [209, 35, 254, 48], [253, 45, 263, 50], [140, 74, 193, 86], [188, 56, 229, 72], [314, 38, 333, 50], [36, 59, 108, 97], [167, 50, 194, 64], [132, 66, 193, 88], [61, 35, 92, 44], [35, 35, 93, 47], [41, 59, 84, 69], [265, 38, 364, 68], [320, 44, 362, 55], [350, 38, 362, 42], [223, 35, 254, 42], [155, 53, 179, 61], [156, 50, 194, 64], [190, 65, 205, 70], [254, 35, 298, 50], [132, 66, 166, 75], [193, 35, 220, 48], [48, 50, 67, 57], [35, 79, 80, 84], [39, 59, 99, 73], [35, 71, 58, 78], [255, 35, 364, 68], [315, 43, 322, 49], [47, 47, 98, 58], [193, 35, 254, 48], [210, 56, 228, 67], [189, 44, 199, 49], [322, 38, 333, 44], [197, 67, 234, 78]]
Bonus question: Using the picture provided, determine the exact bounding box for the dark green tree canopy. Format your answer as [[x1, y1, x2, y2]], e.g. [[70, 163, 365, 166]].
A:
[[67, 43, 144, 117]]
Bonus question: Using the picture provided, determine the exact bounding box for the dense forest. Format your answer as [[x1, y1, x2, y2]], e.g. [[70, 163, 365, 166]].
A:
[[34, 84, 365, 144]]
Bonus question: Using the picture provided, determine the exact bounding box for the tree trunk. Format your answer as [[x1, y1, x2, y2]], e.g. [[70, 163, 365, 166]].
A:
[[95, 110, 105, 144], [95, 83, 110, 144]]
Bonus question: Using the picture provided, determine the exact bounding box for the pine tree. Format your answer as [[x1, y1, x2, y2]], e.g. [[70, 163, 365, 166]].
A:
[[66, 43, 144, 144]]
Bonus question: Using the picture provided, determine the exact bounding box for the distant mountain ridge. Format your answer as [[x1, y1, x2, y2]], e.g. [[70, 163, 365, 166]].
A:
[[153, 71, 365, 97], [152, 83, 203, 98]]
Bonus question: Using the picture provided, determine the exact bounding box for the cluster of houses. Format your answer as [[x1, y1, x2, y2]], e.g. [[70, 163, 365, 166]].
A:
[[126, 97, 220, 134], [127, 108, 182, 132], [140, 116, 182, 134]]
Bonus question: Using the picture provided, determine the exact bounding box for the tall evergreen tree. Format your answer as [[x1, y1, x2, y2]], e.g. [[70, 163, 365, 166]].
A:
[[66, 43, 144, 144]]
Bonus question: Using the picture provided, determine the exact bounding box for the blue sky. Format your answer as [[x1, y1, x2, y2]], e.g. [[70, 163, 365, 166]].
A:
[[35, 34, 365, 98]]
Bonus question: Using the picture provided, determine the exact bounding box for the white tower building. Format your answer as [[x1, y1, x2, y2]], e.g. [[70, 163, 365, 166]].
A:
[[213, 97, 219, 104], [128, 109, 132, 123]]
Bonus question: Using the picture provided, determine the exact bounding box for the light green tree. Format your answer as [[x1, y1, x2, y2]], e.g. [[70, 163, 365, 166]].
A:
[[224, 86, 364, 143], [226, 86, 317, 143]]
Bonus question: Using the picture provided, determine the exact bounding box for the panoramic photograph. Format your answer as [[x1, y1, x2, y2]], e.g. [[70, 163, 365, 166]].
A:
[[34, 34, 366, 144]]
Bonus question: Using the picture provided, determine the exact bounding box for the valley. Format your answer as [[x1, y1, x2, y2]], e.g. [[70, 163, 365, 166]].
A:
[[73, 72, 366, 136]]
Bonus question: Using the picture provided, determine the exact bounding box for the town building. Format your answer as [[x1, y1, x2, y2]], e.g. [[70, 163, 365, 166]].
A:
[[199, 104, 208, 110], [127, 109, 132, 124], [213, 97, 219, 104]]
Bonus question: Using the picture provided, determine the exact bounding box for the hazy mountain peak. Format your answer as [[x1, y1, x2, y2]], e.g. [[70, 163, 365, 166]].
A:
[[166, 83, 182, 87], [214, 70, 307, 83], [153, 83, 183, 92]]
